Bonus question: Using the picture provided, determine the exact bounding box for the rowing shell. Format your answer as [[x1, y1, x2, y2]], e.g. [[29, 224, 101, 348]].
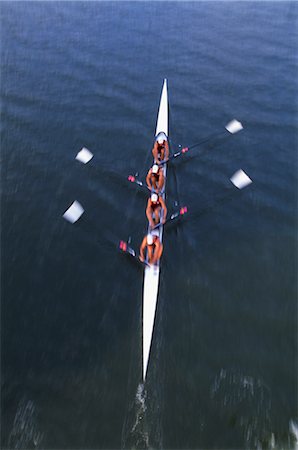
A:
[[143, 79, 168, 380]]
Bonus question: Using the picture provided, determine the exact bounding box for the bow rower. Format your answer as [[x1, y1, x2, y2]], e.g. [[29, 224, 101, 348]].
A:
[[152, 133, 169, 163], [139, 233, 163, 266]]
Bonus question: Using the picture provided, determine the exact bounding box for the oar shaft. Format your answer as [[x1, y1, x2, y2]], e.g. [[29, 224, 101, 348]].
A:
[[159, 120, 243, 165], [187, 130, 226, 151], [161, 130, 226, 165], [152, 206, 187, 229]]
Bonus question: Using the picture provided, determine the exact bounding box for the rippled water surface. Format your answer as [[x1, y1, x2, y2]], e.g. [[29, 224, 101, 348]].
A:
[[1, 2, 297, 449]]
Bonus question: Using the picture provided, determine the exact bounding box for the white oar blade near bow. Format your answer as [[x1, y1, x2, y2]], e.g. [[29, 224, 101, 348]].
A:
[[225, 119, 243, 134], [63, 201, 84, 223], [230, 169, 252, 189], [75, 147, 93, 164]]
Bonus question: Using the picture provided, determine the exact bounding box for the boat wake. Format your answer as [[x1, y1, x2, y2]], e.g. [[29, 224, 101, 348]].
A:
[[8, 397, 43, 449], [290, 420, 298, 450], [210, 368, 296, 449], [121, 382, 149, 449]]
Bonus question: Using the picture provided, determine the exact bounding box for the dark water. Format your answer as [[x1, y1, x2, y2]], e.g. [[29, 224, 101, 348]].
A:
[[1, 2, 297, 449]]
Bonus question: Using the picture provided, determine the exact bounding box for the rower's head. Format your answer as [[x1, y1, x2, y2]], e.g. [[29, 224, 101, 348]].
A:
[[156, 132, 167, 145], [151, 193, 158, 203], [152, 164, 159, 175]]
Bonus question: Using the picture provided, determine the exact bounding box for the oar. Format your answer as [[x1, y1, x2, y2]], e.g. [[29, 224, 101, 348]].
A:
[[62, 201, 151, 267], [159, 119, 243, 165], [75, 148, 148, 196], [62, 206, 147, 266], [119, 240, 150, 267], [152, 206, 188, 230]]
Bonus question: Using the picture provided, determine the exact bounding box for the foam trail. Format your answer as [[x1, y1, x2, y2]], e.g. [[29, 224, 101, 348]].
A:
[[8, 398, 43, 449], [290, 420, 298, 450], [121, 383, 149, 449]]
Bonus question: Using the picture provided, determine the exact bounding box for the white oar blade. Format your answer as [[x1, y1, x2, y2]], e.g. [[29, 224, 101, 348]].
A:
[[225, 119, 243, 134], [75, 147, 93, 164], [230, 170, 252, 189], [63, 201, 84, 223]]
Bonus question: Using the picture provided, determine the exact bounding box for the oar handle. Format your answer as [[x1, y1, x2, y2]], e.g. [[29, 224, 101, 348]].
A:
[[128, 175, 152, 192], [128, 175, 143, 186], [119, 240, 136, 256]]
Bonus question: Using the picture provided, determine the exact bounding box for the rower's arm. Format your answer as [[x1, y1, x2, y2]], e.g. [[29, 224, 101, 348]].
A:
[[164, 141, 170, 160], [146, 170, 152, 190], [146, 200, 155, 227], [159, 170, 165, 190], [139, 237, 147, 261], [153, 240, 163, 264], [152, 142, 159, 163], [160, 197, 167, 222]]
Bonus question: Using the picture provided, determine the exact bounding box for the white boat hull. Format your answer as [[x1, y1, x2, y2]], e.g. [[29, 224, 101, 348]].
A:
[[143, 79, 168, 380]]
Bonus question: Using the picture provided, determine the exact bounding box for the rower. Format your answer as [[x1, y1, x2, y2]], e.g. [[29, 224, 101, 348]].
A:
[[152, 133, 169, 163], [139, 233, 163, 265], [146, 193, 167, 229], [146, 164, 165, 193]]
